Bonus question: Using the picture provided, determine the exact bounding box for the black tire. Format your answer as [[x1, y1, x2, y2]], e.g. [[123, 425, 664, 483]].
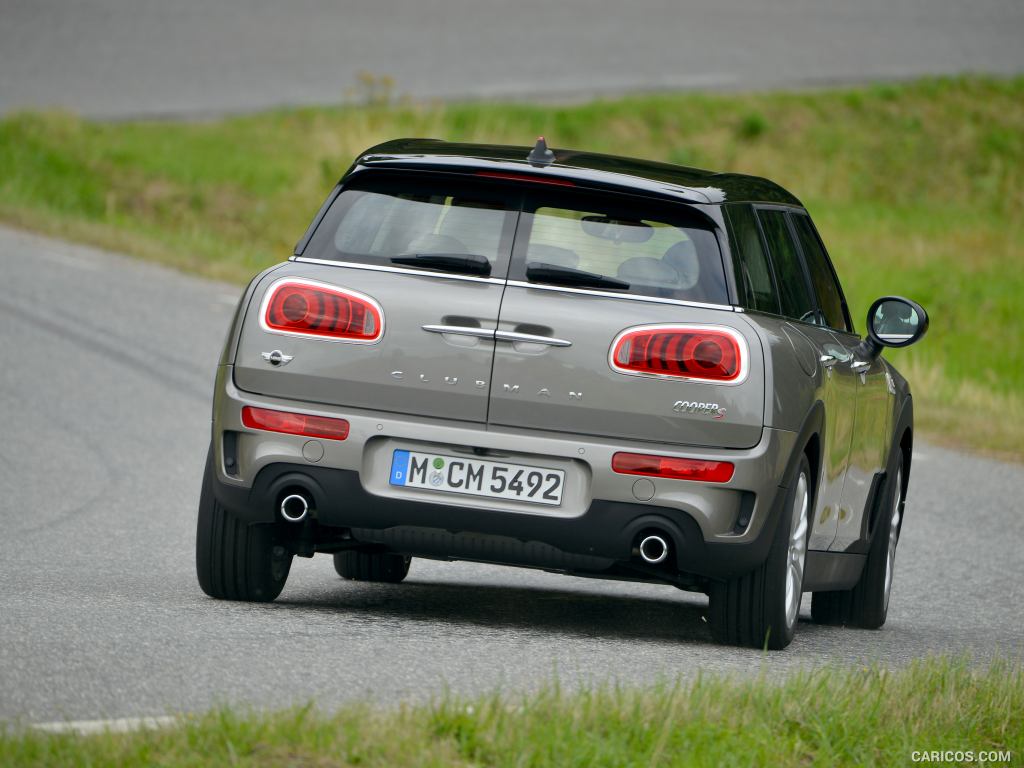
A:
[[708, 454, 812, 650], [195, 448, 292, 602], [333, 550, 411, 583], [811, 448, 904, 629]]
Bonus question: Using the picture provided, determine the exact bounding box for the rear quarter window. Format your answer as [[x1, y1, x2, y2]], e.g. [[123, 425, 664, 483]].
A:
[[725, 203, 781, 315], [757, 208, 818, 323], [791, 213, 851, 332]]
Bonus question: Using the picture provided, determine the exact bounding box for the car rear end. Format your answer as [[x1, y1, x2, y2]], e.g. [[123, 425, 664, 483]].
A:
[[208, 155, 796, 588]]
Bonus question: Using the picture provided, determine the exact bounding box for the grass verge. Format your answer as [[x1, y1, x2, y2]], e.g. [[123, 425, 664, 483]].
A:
[[1, 76, 1021, 457], [2, 657, 1020, 767]]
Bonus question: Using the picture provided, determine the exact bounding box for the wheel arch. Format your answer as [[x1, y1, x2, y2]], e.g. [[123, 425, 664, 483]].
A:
[[864, 395, 914, 541], [759, 401, 824, 554], [895, 396, 914, 526], [790, 400, 825, 506]]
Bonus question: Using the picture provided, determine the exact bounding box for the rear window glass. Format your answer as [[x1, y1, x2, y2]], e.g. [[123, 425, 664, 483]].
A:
[[304, 173, 728, 302], [304, 174, 518, 274], [512, 194, 728, 304]]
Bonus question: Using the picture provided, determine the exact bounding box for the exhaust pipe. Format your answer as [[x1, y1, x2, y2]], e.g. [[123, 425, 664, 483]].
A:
[[280, 493, 311, 523], [639, 534, 669, 565]]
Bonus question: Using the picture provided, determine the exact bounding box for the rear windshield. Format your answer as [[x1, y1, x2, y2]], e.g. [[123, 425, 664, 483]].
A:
[[511, 192, 727, 303], [303, 173, 519, 274], [304, 172, 728, 303]]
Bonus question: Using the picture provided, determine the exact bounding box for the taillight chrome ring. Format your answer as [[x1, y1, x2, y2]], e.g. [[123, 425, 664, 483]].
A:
[[258, 277, 385, 344], [608, 323, 750, 385]]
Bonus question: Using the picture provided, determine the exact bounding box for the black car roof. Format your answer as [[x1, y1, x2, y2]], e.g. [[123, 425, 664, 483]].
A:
[[353, 138, 802, 206]]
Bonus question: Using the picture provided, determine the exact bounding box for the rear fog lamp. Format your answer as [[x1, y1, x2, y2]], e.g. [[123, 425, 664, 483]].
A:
[[241, 406, 350, 441], [612, 452, 734, 483]]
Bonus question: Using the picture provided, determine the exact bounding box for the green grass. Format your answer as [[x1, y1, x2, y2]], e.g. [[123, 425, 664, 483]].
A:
[[1, 76, 1022, 457], [2, 657, 1020, 767]]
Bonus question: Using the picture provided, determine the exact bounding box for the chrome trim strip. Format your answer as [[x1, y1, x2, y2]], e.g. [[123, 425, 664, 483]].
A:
[[877, 333, 915, 341], [504, 280, 735, 311], [289, 259, 739, 311], [290, 257, 506, 285], [422, 324, 496, 339], [422, 325, 572, 346], [494, 330, 572, 347]]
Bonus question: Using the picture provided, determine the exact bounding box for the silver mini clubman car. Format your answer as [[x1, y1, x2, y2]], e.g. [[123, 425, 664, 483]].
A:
[[196, 138, 928, 649]]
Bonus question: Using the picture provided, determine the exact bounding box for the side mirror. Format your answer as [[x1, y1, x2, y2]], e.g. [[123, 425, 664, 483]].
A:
[[858, 296, 929, 358]]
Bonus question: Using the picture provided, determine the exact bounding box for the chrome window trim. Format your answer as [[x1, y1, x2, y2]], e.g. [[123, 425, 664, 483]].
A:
[[504, 280, 736, 312], [290, 256, 506, 285], [289, 257, 737, 311]]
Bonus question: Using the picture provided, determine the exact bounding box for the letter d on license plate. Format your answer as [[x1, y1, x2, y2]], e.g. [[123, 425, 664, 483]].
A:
[[389, 449, 564, 506]]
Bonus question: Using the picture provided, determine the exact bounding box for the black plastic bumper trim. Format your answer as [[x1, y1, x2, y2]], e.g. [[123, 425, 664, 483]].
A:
[[212, 462, 785, 581]]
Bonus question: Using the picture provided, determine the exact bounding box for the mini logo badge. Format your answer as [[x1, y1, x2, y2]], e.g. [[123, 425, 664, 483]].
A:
[[261, 350, 293, 367]]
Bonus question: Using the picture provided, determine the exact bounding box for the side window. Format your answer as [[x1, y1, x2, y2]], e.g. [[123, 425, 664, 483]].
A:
[[757, 209, 818, 324], [725, 204, 780, 314], [791, 214, 851, 332]]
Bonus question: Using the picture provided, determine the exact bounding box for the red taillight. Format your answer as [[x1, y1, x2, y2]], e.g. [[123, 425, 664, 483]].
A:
[[610, 325, 746, 383], [612, 452, 734, 483], [242, 406, 350, 441], [262, 279, 382, 342], [475, 171, 575, 187]]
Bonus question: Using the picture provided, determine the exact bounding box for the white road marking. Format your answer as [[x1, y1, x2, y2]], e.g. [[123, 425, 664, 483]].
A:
[[32, 716, 179, 735]]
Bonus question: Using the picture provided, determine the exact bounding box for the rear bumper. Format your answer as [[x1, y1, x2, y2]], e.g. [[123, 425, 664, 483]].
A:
[[212, 365, 798, 581]]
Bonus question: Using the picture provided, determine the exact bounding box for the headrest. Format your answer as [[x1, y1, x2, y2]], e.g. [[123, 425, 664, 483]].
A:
[[616, 256, 680, 287]]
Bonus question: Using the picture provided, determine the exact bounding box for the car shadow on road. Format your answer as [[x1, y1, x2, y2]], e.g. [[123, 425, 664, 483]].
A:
[[274, 577, 725, 645]]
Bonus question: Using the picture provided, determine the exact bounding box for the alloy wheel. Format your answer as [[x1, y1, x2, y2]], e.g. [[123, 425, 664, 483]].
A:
[[883, 467, 903, 611], [785, 472, 810, 629]]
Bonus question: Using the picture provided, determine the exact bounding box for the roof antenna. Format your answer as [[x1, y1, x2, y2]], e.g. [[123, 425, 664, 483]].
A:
[[527, 136, 555, 167]]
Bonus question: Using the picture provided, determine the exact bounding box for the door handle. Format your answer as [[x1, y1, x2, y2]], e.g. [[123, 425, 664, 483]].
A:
[[494, 330, 573, 347], [422, 324, 496, 340], [819, 354, 839, 368], [850, 360, 871, 373]]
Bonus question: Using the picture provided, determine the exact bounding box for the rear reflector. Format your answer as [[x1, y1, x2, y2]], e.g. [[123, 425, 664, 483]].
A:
[[262, 278, 383, 342], [610, 325, 747, 383], [612, 452, 734, 483], [475, 171, 575, 187], [242, 406, 350, 441]]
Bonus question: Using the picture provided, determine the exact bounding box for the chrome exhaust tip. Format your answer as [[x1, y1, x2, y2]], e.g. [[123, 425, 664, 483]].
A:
[[639, 534, 669, 565], [280, 493, 311, 523]]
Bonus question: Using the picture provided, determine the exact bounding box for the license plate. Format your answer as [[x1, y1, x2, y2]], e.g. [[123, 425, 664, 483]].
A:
[[389, 450, 565, 506]]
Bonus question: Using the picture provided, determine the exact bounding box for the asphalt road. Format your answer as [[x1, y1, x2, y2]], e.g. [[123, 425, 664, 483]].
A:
[[1, 224, 1022, 724], [2, 0, 1023, 119]]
